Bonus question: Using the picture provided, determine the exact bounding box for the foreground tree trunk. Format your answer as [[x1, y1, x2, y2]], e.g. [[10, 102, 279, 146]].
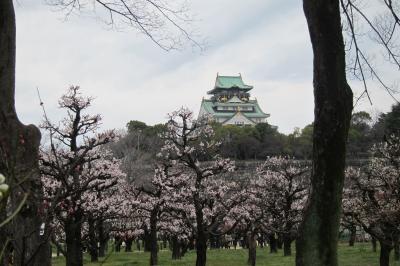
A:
[[296, 1, 353, 265], [0, 1, 51, 265], [65, 215, 83, 266]]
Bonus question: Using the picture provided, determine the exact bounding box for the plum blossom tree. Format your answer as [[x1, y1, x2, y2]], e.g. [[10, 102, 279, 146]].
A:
[[157, 107, 243, 266], [39, 86, 124, 266], [343, 135, 400, 266], [79, 158, 127, 262], [240, 156, 309, 266], [131, 163, 187, 266], [256, 157, 310, 257], [228, 179, 265, 266]]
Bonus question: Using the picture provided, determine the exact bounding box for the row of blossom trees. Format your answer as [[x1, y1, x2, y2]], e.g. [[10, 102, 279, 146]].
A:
[[108, 107, 312, 266], [37, 87, 400, 266], [342, 134, 400, 266], [37, 87, 314, 266]]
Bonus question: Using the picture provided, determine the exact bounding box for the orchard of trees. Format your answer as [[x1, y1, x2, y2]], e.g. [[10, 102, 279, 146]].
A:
[[2, 86, 398, 266]]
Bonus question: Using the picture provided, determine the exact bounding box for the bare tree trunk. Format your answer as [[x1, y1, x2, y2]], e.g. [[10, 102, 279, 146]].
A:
[[171, 235, 181, 260], [149, 209, 158, 266], [143, 227, 151, 252], [194, 193, 207, 266], [247, 233, 256, 266], [269, 234, 277, 254], [0, 1, 51, 265], [98, 221, 107, 257], [88, 217, 98, 262], [65, 215, 83, 266], [296, 1, 353, 265], [195, 229, 207, 266], [277, 234, 283, 250], [379, 242, 392, 266]]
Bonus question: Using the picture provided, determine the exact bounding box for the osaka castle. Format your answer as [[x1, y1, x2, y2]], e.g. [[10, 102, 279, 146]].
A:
[[198, 74, 269, 126]]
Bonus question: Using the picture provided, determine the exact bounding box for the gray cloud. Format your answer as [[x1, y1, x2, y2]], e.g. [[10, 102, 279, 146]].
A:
[[14, 0, 396, 135]]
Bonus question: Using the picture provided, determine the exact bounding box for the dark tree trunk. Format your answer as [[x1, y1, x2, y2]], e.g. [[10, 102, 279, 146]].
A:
[[194, 201, 208, 266], [283, 234, 292, 256], [349, 226, 356, 247], [181, 241, 188, 257], [98, 220, 108, 257], [372, 237, 377, 252], [189, 237, 195, 250], [171, 235, 181, 260], [65, 215, 83, 266], [0, 1, 51, 265], [195, 229, 207, 266], [269, 234, 278, 254], [99, 240, 107, 257], [149, 209, 158, 266], [277, 234, 283, 250], [88, 217, 98, 262], [379, 242, 392, 266], [115, 237, 122, 252], [296, 1, 353, 266], [143, 228, 151, 252], [247, 233, 257, 266], [125, 238, 133, 252]]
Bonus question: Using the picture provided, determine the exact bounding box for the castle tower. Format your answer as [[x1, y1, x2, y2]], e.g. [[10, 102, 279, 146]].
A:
[[198, 74, 269, 126]]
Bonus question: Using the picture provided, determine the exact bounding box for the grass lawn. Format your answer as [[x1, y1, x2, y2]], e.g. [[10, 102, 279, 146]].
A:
[[52, 242, 400, 265]]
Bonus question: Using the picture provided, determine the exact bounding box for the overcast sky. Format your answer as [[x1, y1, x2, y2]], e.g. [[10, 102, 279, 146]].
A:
[[14, 0, 397, 134]]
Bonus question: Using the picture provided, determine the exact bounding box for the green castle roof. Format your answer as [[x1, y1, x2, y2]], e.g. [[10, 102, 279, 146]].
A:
[[208, 75, 253, 94], [200, 99, 269, 120]]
